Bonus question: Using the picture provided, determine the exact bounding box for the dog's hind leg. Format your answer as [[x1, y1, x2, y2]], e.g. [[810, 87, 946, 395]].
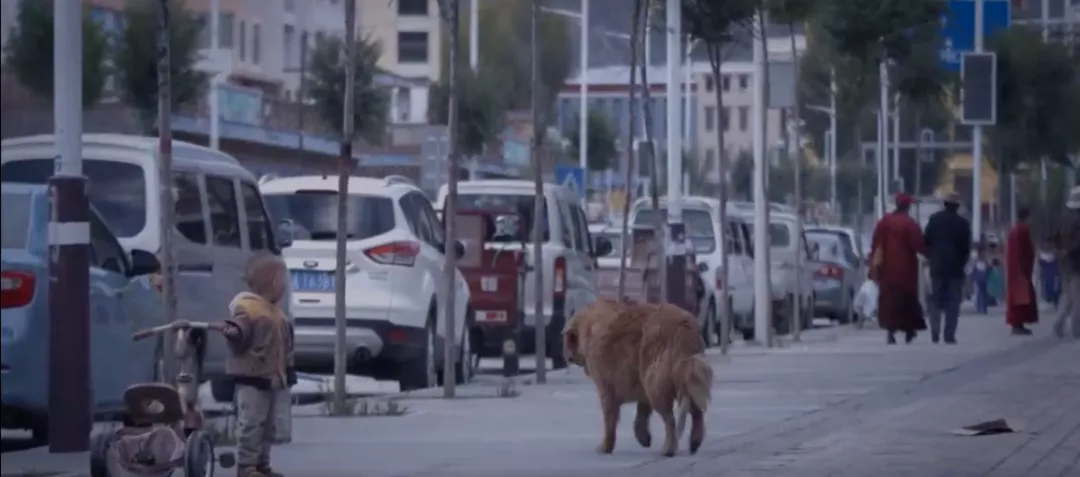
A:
[[596, 394, 620, 454], [633, 402, 653, 448], [653, 398, 678, 457], [688, 404, 705, 454]]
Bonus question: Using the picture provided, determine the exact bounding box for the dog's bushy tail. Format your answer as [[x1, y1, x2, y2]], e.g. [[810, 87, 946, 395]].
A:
[[674, 353, 713, 439]]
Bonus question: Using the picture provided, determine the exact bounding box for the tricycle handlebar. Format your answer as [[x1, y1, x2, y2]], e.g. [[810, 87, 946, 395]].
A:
[[132, 321, 225, 341]]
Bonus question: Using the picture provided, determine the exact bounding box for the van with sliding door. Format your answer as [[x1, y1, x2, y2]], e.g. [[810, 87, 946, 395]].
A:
[[0, 134, 289, 402]]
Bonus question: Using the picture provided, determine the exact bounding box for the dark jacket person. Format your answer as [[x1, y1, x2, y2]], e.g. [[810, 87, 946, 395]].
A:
[[923, 193, 972, 344]]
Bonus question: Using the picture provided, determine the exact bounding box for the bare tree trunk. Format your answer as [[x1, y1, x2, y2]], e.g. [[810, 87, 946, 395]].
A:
[[616, 0, 644, 299], [707, 42, 732, 353], [914, 109, 923, 197], [441, 0, 461, 397], [332, 0, 357, 415], [637, 5, 664, 302], [530, 0, 548, 385], [788, 22, 804, 342]]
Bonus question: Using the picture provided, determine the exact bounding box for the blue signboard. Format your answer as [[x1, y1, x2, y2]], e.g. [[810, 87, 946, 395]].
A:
[[554, 165, 585, 197], [940, 0, 1011, 71]]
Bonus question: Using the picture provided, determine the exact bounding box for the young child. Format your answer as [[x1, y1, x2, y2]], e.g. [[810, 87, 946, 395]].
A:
[[222, 253, 295, 477], [987, 258, 1005, 307], [971, 251, 990, 314]]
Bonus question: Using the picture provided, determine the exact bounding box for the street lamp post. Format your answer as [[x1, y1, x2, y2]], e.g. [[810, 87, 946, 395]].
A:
[[752, 8, 772, 347]]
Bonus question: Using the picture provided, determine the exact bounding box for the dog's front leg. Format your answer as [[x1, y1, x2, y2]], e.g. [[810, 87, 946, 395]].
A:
[[596, 393, 620, 454], [633, 402, 653, 448]]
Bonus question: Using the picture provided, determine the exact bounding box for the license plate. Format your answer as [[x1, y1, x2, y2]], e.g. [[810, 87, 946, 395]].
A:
[[291, 270, 334, 292], [476, 310, 508, 322], [480, 276, 498, 292]]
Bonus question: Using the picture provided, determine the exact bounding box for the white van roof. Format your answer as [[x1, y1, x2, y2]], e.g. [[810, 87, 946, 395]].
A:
[[435, 179, 574, 208], [259, 174, 419, 195], [1, 133, 253, 179]]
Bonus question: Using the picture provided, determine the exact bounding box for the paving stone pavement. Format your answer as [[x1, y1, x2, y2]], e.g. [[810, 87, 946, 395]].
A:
[[3, 309, 1077, 477]]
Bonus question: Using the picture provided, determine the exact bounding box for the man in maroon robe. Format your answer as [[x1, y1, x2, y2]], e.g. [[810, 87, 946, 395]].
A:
[[870, 194, 927, 344], [1005, 207, 1038, 335]]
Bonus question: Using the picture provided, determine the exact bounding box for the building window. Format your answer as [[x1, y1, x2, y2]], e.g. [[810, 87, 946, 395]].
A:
[[220, 13, 234, 48], [722, 75, 731, 91], [704, 106, 715, 131], [738, 106, 749, 131], [238, 21, 246, 61], [252, 23, 261, 64], [284, 25, 295, 68], [739, 74, 749, 90], [398, 31, 429, 63], [722, 107, 731, 131], [398, 0, 428, 16], [704, 75, 714, 92]]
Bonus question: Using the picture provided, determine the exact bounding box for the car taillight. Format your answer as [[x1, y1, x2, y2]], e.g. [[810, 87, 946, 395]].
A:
[[553, 256, 566, 298], [364, 241, 420, 267], [815, 265, 844, 280], [1, 271, 35, 309]]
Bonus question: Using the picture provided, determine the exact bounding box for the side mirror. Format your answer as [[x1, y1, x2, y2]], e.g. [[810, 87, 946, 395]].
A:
[[276, 219, 295, 249], [593, 236, 613, 257], [696, 262, 709, 273], [128, 249, 161, 278]]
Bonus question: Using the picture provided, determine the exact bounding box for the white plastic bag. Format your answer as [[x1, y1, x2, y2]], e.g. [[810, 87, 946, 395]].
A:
[[854, 280, 879, 320]]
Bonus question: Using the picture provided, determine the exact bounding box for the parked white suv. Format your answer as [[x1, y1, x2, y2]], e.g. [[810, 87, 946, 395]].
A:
[[260, 175, 473, 391], [436, 180, 599, 369]]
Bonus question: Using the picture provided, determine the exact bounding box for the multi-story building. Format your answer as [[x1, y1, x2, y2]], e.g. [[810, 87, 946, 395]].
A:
[[357, 0, 443, 124], [1011, 0, 1078, 54]]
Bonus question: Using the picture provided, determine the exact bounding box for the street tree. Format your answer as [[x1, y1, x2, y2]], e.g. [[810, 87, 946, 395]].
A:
[[306, 34, 390, 143], [113, 0, 206, 134], [616, 0, 646, 299], [683, 0, 757, 350], [988, 28, 1080, 175], [429, 67, 505, 157], [3, 0, 108, 108], [566, 109, 619, 172], [458, 0, 573, 122]]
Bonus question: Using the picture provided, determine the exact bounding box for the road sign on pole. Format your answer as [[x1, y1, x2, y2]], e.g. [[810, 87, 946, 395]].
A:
[[554, 165, 585, 198], [940, 0, 1011, 71]]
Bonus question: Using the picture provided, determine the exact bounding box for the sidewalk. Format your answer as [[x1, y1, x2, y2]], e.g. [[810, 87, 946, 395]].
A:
[[3, 310, 1076, 477]]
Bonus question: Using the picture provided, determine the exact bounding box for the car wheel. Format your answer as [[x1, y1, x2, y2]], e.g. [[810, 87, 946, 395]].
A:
[[701, 300, 717, 347], [399, 315, 437, 391], [456, 323, 475, 384]]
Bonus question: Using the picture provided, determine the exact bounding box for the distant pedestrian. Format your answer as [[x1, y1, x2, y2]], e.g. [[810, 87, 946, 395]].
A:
[[869, 193, 927, 345], [923, 193, 971, 344], [225, 253, 295, 477], [1005, 207, 1038, 335], [971, 247, 990, 314], [1038, 244, 1060, 306], [1049, 186, 1080, 339]]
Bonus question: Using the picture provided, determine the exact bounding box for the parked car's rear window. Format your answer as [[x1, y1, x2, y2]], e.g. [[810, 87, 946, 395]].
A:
[[807, 230, 859, 265], [264, 191, 395, 241], [769, 223, 791, 247], [0, 158, 147, 237], [632, 208, 716, 254], [1, 191, 32, 249], [456, 193, 550, 242]]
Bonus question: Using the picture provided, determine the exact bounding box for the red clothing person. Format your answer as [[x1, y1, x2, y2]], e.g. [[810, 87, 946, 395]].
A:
[[1005, 208, 1038, 334], [870, 194, 928, 344]]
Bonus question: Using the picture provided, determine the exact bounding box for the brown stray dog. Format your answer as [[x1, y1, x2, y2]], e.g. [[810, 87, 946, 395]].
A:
[[563, 298, 713, 457]]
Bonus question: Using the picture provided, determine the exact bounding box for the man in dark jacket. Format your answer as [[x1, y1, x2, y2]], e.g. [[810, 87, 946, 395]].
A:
[[923, 193, 972, 343], [1050, 186, 1080, 339]]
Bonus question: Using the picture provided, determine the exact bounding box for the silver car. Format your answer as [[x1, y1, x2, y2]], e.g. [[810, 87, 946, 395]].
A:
[[805, 226, 867, 324]]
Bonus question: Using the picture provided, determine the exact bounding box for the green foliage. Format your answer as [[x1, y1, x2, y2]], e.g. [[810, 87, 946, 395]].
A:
[[566, 109, 619, 172], [456, 0, 573, 121], [682, 0, 757, 47], [988, 28, 1080, 173], [891, 24, 954, 109], [2, 0, 108, 108], [428, 68, 504, 157], [821, 0, 946, 65], [305, 35, 389, 142], [113, 0, 207, 133], [766, 0, 818, 26]]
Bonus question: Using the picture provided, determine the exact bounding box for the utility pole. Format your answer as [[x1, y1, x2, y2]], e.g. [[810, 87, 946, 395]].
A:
[[156, 0, 179, 387], [829, 69, 838, 213], [442, 0, 462, 398], [209, 0, 221, 150], [298, 31, 309, 152], [752, 8, 773, 347], [332, 0, 356, 415], [877, 60, 890, 220], [665, 0, 686, 313], [971, 0, 985, 242], [1039, 0, 1050, 228], [48, 0, 90, 453], [531, 0, 548, 385], [580, 0, 590, 192]]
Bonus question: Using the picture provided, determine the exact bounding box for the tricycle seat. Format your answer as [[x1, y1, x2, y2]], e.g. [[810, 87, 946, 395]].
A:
[[123, 383, 184, 426]]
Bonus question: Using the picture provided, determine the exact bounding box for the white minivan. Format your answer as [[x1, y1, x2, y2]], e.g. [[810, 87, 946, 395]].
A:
[[435, 180, 603, 369], [0, 134, 287, 401]]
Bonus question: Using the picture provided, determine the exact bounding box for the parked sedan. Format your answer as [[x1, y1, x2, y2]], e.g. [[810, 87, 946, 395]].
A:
[[1, 183, 163, 444], [805, 226, 866, 324]]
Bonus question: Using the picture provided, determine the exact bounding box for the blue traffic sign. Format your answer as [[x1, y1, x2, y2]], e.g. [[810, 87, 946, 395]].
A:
[[554, 165, 585, 197], [940, 0, 1011, 71]]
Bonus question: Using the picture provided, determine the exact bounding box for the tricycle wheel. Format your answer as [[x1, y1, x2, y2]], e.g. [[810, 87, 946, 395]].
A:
[[184, 430, 215, 477], [90, 431, 118, 477]]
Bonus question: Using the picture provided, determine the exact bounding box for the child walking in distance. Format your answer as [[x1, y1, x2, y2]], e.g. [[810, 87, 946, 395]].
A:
[[223, 253, 295, 477]]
